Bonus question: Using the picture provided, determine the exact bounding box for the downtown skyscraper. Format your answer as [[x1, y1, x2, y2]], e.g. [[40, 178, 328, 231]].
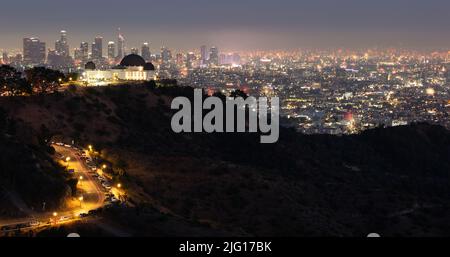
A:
[[141, 42, 151, 61], [117, 29, 125, 60], [209, 46, 219, 66], [92, 36, 103, 60], [23, 37, 46, 66], [200, 45, 208, 66], [55, 30, 69, 57], [80, 42, 89, 62], [108, 41, 116, 60]]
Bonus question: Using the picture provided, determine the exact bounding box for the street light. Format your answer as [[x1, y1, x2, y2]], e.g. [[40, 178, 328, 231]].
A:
[[117, 183, 122, 188], [78, 196, 84, 207], [79, 176, 83, 186], [65, 157, 71, 168], [53, 212, 58, 217], [102, 164, 107, 169], [88, 145, 93, 152]]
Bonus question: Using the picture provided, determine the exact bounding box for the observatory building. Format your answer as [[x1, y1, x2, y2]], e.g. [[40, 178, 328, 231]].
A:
[[83, 54, 155, 84]]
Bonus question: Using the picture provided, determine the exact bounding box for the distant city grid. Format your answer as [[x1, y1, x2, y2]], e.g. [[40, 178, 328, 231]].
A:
[[1, 30, 449, 135]]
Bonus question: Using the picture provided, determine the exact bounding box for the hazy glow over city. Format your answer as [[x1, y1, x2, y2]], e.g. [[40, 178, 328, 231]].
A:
[[1, 0, 450, 51]]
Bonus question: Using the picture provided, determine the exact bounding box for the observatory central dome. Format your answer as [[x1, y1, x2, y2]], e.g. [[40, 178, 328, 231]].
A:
[[120, 54, 146, 67]]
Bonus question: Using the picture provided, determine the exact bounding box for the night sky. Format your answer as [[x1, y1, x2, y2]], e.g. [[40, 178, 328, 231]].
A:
[[1, 0, 449, 51]]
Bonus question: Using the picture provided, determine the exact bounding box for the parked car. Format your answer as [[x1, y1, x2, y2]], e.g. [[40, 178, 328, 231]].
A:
[[29, 221, 40, 226], [16, 223, 30, 229], [59, 216, 71, 221]]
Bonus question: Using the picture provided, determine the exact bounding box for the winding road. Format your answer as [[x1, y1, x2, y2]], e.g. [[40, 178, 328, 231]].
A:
[[0, 144, 106, 234]]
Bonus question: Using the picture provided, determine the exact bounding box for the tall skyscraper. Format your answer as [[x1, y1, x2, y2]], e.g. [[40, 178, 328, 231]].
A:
[[73, 48, 83, 62], [117, 29, 125, 60], [23, 37, 46, 66], [186, 52, 196, 69], [80, 42, 89, 62], [55, 30, 69, 57], [47, 49, 66, 68], [161, 46, 172, 64], [92, 36, 103, 60], [141, 42, 151, 61], [108, 41, 116, 60], [200, 45, 208, 65], [209, 46, 219, 66]]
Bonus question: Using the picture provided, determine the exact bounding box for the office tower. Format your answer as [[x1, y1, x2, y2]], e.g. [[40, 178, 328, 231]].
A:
[[23, 37, 46, 65], [92, 36, 103, 60], [47, 49, 65, 68], [73, 48, 82, 62], [200, 45, 208, 65], [186, 52, 195, 69], [131, 48, 139, 55], [55, 30, 69, 57], [91, 42, 98, 59], [161, 46, 172, 64], [141, 42, 151, 61], [209, 46, 219, 66], [80, 42, 89, 62], [117, 29, 125, 59], [108, 41, 116, 60]]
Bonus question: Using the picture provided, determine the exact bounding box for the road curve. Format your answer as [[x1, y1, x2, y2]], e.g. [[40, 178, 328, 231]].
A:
[[0, 144, 106, 234]]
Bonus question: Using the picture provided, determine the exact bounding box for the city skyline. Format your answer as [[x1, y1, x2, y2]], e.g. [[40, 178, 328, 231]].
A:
[[0, 0, 450, 52]]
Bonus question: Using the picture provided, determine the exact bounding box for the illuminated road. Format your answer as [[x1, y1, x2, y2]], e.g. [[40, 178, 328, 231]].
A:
[[0, 144, 106, 235], [54, 144, 106, 215]]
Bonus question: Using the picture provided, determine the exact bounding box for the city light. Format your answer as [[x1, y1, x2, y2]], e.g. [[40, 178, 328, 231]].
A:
[[426, 88, 436, 96]]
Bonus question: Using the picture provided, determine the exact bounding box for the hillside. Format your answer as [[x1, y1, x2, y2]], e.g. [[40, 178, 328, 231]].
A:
[[1, 84, 450, 236], [0, 110, 75, 218]]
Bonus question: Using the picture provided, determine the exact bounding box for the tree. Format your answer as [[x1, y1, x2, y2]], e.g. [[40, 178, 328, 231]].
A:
[[114, 159, 128, 177], [0, 65, 32, 96], [0, 65, 19, 79], [25, 67, 65, 95]]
